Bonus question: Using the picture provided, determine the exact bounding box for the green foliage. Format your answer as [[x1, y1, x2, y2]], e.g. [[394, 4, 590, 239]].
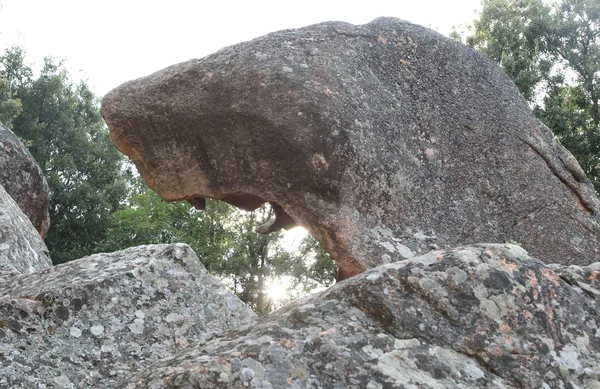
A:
[[99, 190, 337, 314], [0, 47, 130, 263], [98, 190, 233, 259], [466, 0, 554, 101], [0, 45, 336, 313], [280, 236, 338, 296], [0, 74, 21, 126], [460, 0, 600, 191]]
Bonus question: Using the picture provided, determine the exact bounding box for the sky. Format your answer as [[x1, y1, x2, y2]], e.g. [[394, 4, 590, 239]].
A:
[[0, 0, 482, 96]]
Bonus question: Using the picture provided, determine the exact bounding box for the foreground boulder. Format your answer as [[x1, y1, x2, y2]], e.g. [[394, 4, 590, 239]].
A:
[[0, 244, 256, 388], [101, 17, 600, 279], [123, 244, 600, 389], [0, 184, 51, 282], [0, 123, 50, 238]]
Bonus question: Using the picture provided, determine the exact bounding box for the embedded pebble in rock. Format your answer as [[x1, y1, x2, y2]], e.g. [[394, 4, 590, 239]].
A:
[[101, 17, 600, 279], [0, 184, 51, 282], [123, 244, 600, 389], [0, 244, 256, 388], [0, 122, 50, 238]]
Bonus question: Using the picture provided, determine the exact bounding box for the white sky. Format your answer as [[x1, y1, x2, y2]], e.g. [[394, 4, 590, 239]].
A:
[[0, 0, 481, 96]]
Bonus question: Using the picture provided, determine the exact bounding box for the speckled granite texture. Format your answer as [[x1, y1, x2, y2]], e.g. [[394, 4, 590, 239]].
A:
[[123, 244, 600, 389], [0, 122, 50, 238], [102, 17, 600, 279], [0, 183, 51, 282], [0, 244, 256, 388]]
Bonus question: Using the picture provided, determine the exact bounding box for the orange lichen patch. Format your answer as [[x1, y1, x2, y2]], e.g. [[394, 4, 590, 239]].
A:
[[500, 258, 518, 273], [526, 270, 538, 287], [589, 271, 598, 281], [540, 268, 561, 287], [545, 306, 561, 348], [279, 339, 296, 349], [320, 328, 337, 336], [214, 357, 231, 370], [498, 323, 512, 333], [176, 337, 189, 348], [488, 345, 503, 357], [576, 196, 592, 215]]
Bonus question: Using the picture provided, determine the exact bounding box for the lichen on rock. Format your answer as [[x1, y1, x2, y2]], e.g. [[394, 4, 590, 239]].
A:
[[0, 244, 256, 388], [0, 122, 50, 238], [0, 183, 51, 282], [122, 244, 600, 389]]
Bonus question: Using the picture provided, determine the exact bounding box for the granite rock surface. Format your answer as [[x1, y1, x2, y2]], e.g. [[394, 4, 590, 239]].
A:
[[101, 17, 600, 279], [0, 184, 51, 282], [0, 244, 256, 389], [123, 244, 600, 389], [0, 122, 50, 238]]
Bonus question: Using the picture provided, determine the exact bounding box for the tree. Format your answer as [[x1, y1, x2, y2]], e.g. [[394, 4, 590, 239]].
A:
[[0, 46, 336, 311], [99, 190, 337, 314], [0, 47, 130, 263], [97, 190, 234, 262], [458, 0, 600, 190], [464, 0, 554, 101], [0, 73, 21, 126]]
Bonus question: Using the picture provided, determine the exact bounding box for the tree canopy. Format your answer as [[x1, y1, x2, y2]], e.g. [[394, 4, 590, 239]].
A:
[[457, 0, 600, 190], [0, 46, 337, 313], [98, 190, 337, 314], [0, 47, 131, 263], [9, 0, 597, 313]]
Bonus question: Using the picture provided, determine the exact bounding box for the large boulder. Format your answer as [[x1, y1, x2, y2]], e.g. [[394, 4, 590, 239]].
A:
[[0, 244, 256, 388], [0, 123, 50, 238], [123, 244, 600, 389], [0, 184, 51, 282], [101, 17, 600, 279]]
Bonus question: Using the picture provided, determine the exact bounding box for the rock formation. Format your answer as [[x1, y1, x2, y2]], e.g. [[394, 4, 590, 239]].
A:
[[0, 184, 51, 282], [101, 17, 600, 279], [0, 123, 50, 238], [0, 244, 256, 388], [122, 244, 600, 389], [2, 17, 600, 389]]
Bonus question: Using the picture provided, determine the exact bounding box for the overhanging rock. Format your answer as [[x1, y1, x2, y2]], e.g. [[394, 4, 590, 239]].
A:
[[0, 244, 256, 389], [101, 17, 600, 279]]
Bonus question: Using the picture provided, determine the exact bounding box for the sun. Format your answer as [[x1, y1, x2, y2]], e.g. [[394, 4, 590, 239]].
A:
[[280, 226, 309, 252], [266, 277, 290, 304]]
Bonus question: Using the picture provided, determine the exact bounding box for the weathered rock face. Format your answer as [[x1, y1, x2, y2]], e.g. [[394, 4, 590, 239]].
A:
[[0, 244, 256, 389], [101, 17, 600, 279], [0, 123, 50, 238], [0, 184, 51, 282], [123, 244, 600, 389]]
